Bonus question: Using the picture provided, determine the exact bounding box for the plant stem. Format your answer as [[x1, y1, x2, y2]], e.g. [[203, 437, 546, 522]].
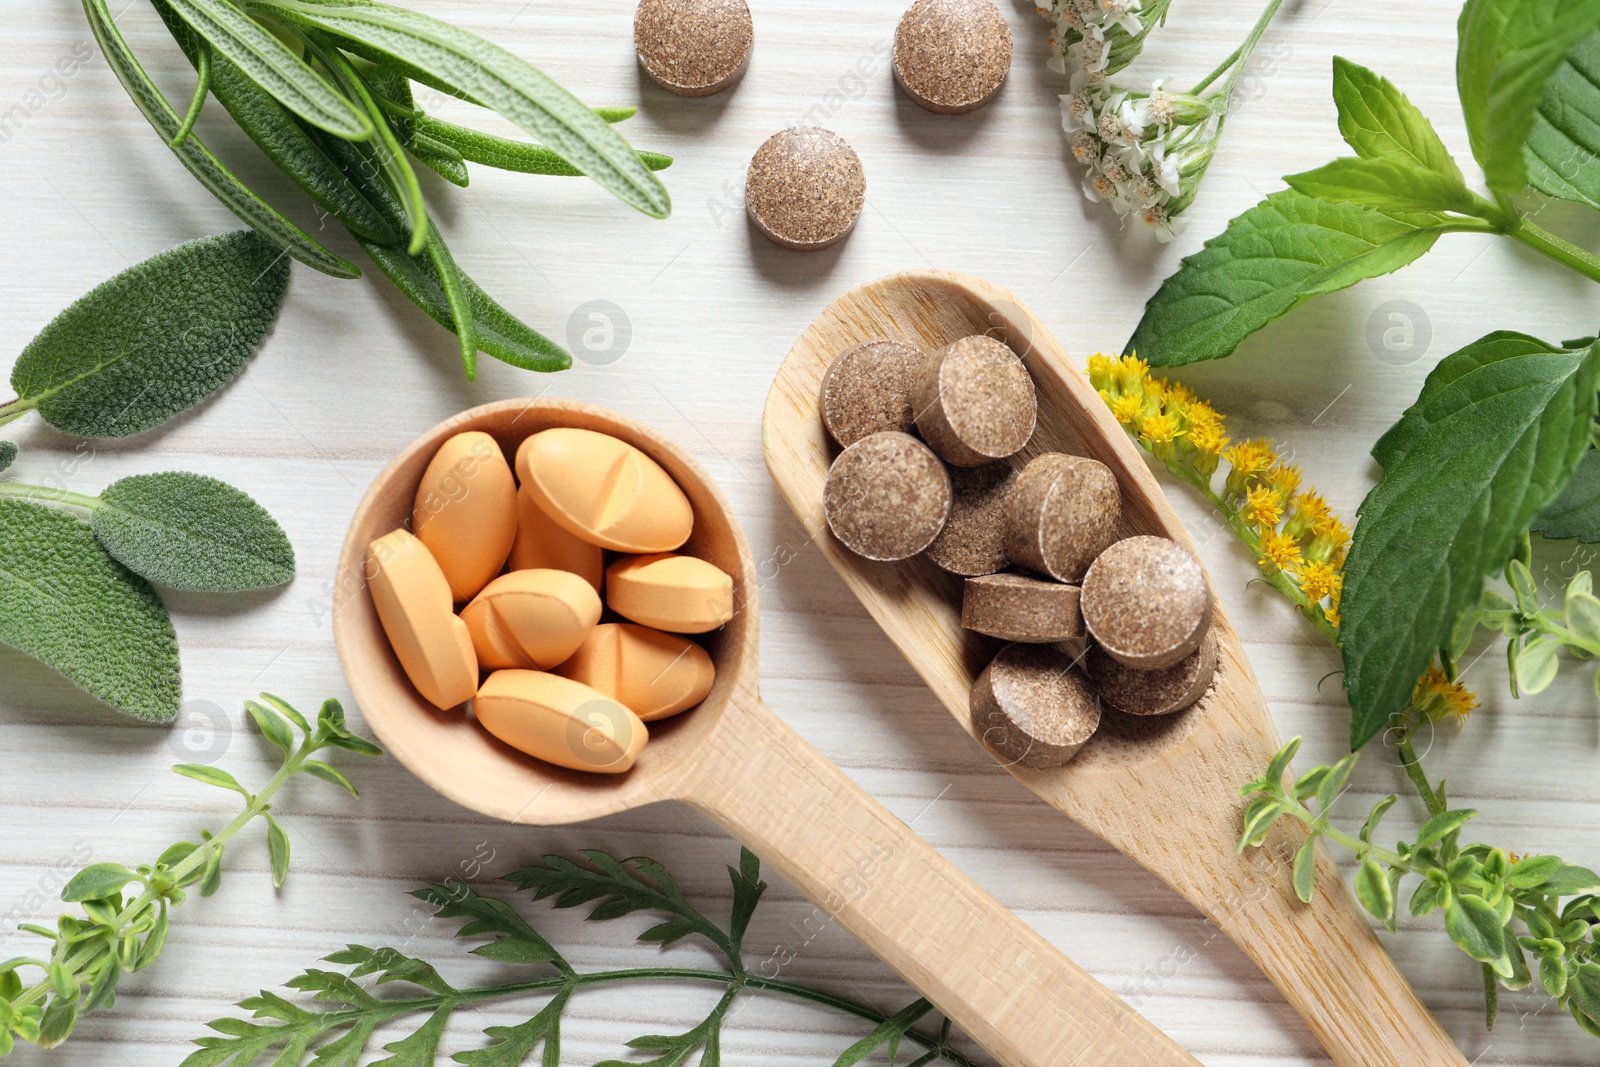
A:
[[0, 398, 32, 430], [1509, 218, 1600, 285], [1192, 0, 1287, 95], [0, 482, 103, 513], [1395, 728, 1446, 818]]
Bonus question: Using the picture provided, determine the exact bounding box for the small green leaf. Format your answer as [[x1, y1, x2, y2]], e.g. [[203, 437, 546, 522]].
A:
[[1265, 736, 1301, 785], [134, 907, 170, 971], [299, 760, 359, 796], [830, 999, 934, 1067], [1568, 590, 1600, 646], [62, 863, 139, 903], [265, 814, 291, 888], [1238, 796, 1285, 851], [1291, 766, 1328, 802], [259, 692, 312, 734], [91, 473, 295, 592], [455, 990, 567, 1067], [199, 847, 225, 898], [1355, 856, 1394, 921], [1541, 955, 1570, 998], [1286, 156, 1482, 215], [1342, 334, 1599, 748], [728, 848, 766, 951], [1411, 879, 1443, 917], [245, 699, 295, 753], [1316, 751, 1361, 811], [416, 114, 673, 177], [1126, 190, 1448, 367], [1332, 56, 1463, 177], [82, 957, 121, 1014], [1570, 963, 1600, 1022], [173, 763, 252, 798], [0, 443, 15, 474], [11, 231, 289, 439], [1515, 636, 1562, 694], [1292, 834, 1319, 904], [1507, 559, 1541, 613], [0, 499, 180, 722], [1446, 893, 1509, 963], [36, 996, 77, 1048], [1360, 794, 1399, 844], [1538, 864, 1600, 896], [49, 962, 75, 999], [1416, 809, 1478, 848]]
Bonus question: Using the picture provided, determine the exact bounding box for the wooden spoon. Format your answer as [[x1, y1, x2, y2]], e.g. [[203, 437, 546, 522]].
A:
[[334, 397, 1202, 1067], [762, 272, 1469, 1067]]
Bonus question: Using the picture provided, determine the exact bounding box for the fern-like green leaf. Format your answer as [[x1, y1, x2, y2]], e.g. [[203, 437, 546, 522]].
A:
[[505, 851, 729, 955], [414, 882, 568, 973]]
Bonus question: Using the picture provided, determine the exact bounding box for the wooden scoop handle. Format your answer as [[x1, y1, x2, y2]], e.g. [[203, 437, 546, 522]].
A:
[[677, 691, 1202, 1067]]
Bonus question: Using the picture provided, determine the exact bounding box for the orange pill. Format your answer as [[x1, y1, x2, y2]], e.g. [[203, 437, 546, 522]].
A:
[[509, 487, 605, 593], [460, 570, 602, 671], [557, 623, 716, 721], [475, 670, 648, 774], [516, 428, 694, 553], [606, 553, 735, 634], [366, 529, 477, 711], [413, 431, 517, 602]]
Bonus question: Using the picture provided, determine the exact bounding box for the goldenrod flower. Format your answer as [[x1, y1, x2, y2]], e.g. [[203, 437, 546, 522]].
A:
[[1258, 529, 1302, 574], [1266, 465, 1302, 498], [1307, 515, 1351, 564], [1325, 585, 1342, 629], [1112, 393, 1143, 426], [1223, 438, 1277, 495], [1284, 490, 1331, 538], [1087, 353, 1116, 392], [1184, 399, 1222, 433], [1140, 411, 1183, 461], [1412, 665, 1479, 730], [1295, 559, 1342, 605], [1114, 354, 1149, 392], [1244, 485, 1284, 529]]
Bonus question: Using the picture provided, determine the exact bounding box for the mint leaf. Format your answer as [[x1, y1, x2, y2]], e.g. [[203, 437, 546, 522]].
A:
[[1333, 56, 1463, 177], [0, 442, 15, 473], [1342, 333, 1599, 748], [10, 232, 289, 438], [1526, 28, 1600, 211], [0, 499, 180, 722], [1533, 449, 1600, 541], [1286, 156, 1479, 215], [1457, 0, 1600, 198], [1126, 190, 1447, 366], [91, 472, 295, 592]]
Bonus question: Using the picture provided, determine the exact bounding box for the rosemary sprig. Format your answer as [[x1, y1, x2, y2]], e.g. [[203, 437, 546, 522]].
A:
[[0, 695, 381, 1055], [188, 850, 979, 1067]]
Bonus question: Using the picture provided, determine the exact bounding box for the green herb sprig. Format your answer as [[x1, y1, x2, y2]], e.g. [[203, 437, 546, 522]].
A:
[[187, 850, 976, 1067], [1240, 736, 1600, 1035], [1125, 0, 1600, 747], [87, 0, 673, 379], [0, 695, 382, 1056]]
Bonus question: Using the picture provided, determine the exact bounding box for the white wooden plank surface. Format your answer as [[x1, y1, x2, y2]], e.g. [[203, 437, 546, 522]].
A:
[[4, 0, 1600, 1064]]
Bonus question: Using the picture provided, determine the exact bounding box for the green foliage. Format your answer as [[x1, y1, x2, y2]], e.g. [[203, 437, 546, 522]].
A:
[[1242, 737, 1600, 1037], [92, 473, 295, 592], [0, 696, 379, 1057], [1455, 565, 1600, 700], [1534, 449, 1600, 541], [0, 445, 13, 474], [0, 499, 179, 722], [1526, 29, 1600, 210], [1341, 333, 1599, 748], [186, 850, 975, 1067], [88, 0, 673, 377], [6, 231, 288, 438]]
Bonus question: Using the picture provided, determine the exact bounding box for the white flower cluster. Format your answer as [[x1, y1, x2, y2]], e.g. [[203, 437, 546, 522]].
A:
[[1037, 0, 1219, 242]]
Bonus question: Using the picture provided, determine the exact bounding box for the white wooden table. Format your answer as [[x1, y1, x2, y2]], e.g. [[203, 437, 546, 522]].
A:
[[5, 1, 1600, 1064]]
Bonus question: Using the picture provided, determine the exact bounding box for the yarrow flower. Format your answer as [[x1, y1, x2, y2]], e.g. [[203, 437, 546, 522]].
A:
[[1036, 0, 1285, 240]]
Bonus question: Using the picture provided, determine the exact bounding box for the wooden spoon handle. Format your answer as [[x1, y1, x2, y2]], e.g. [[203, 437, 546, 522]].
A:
[[681, 693, 1202, 1067]]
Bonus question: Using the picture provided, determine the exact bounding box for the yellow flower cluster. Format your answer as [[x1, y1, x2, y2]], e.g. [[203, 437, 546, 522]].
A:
[[1412, 665, 1479, 729], [1089, 352, 1349, 629]]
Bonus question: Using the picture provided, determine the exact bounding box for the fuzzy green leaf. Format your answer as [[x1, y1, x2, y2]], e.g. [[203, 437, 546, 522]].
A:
[[1507, 854, 1565, 889], [1292, 834, 1319, 904], [1533, 449, 1600, 541], [83, 0, 359, 277], [246, 0, 671, 219], [1360, 794, 1399, 844], [1125, 190, 1447, 366], [1457, 0, 1600, 197], [1446, 893, 1509, 963], [266, 814, 291, 888], [415, 114, 673, 177], [1342, 333, 1599, 748], [61, 863, 139, 903], [246, 699, 296, 752], [90, 473, 294, 592], [1355, 856, 1394, 922], [1332, 57, 1462, 177], [1316, 751, 1360, 811], [299, 760, 358, 796], [0, 443, 15, 474], [174, 764, 252, 798], [1238, 796, 1285, 851], [10, 232, 289, 438], [0, 499, 179, 722], [161, 0, 369, 137], [1416, 809, 1478, 848], [1515, 635, 1563, 694], [1265, 736, 1300, 785], [1538, 864, 1600, 896]]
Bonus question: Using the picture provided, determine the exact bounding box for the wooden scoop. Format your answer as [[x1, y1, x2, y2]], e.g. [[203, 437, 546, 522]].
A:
[[762, 272, 1469, 1067], [334, 397, 1202, 1067]]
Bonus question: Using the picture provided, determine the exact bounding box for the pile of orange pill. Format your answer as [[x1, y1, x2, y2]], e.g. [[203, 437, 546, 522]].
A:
[[366, 427, 733, 775]]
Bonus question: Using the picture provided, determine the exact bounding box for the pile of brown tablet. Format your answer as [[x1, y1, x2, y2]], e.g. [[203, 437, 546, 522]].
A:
[[819, 335, 1218, 769]]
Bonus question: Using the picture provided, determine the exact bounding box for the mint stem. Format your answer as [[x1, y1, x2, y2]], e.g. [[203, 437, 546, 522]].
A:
[[0, 481, 103, 513], [1510, 218, 1600, 285]]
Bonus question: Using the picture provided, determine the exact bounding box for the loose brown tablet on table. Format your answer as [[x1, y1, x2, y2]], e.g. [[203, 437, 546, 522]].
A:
[[634, 0, 753, 97], [746, 127, 865, 251]]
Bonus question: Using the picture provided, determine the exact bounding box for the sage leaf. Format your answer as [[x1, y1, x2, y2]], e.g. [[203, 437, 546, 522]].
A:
[[0, 499, 179, 722], [265, 814, 290, 888], [247, 0, 671, 219], [1446, 893, 1508, 963], [1341, 333, 1599, 749], [11, 232, 289, 439], [1286, 156, 1480, 216], [1125, 190, 1448, 366], [1533, 449, 1600, 542], [152, 0, 396, 244], [0, 443, 15, 473], [1456, 0, 1600, 198], [1292, 834, 1318, 904], [61, 863, 139, 903], [90, 473, 295, 592], [1354, 856, 1393, 921], [1526, 28, 1600, 210], [82, 0, 359, 278], [1415, 808, 1478, 848], [1332, 56, 1463, 178], [161, 0, 370, 138]]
